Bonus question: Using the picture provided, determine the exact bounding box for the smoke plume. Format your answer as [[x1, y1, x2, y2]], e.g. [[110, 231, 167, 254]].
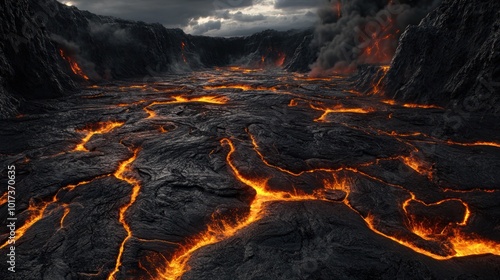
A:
[[310, 0, 441, 76]]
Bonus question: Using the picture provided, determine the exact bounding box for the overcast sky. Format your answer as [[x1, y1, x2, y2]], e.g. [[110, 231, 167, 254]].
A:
[[60, 0, 323, 37]]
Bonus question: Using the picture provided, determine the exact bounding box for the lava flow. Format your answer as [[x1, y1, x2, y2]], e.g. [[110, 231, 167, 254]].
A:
[[144, 95, 229, 119], [154, 139, 322, 280], [0, 176, 108, 250], [74, 122, 125, 152], [403, 194, 500, 257], [372, 66, 390, 95], [59, 49, 90, 80], [108, 149, 142, 280], [310, 103, 374, 121]]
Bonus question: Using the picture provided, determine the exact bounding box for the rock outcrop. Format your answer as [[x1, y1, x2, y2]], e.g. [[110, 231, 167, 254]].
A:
[[384, 0, 500, 113], [0, 0, 77, 117]]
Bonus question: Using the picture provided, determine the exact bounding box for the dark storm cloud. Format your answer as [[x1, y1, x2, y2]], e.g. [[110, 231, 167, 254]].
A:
[[69, 0, 253, 26], [274, 0, 323, 9], [232, 11, 266, 22], [191, 20, 222, 35], [65, 0, 318, 37]]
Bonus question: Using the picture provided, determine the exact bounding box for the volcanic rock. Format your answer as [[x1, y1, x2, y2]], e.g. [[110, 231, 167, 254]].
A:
[[384, 0, 500, 113]]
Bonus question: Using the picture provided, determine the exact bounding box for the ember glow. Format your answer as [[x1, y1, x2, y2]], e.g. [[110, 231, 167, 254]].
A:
[[143, 95, 229, 119], [59, 49, 90, 80], [372, 66, 390, 95], [0, 176, 108, 250], [310, 103, 374, 121], [180, 42, 188, 64], [74, 122, 125, 152], [108, 149, 141, 280], [155, 139, 320, 279], [357, 13, 399, 66]]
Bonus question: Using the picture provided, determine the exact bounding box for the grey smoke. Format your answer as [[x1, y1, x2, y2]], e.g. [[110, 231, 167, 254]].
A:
[[310, 0, 441, 76]]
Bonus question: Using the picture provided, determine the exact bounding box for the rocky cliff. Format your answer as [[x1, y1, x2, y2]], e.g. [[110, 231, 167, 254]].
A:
[[0, 0, 77, 117], [384, 0, 500, 113]]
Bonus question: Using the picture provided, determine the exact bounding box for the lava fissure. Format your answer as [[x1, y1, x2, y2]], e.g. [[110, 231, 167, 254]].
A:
[[74, 122, 125, 152], [0, 175, 110, 250], [108, 148, 142, 280], [155, 138, 323, 280]]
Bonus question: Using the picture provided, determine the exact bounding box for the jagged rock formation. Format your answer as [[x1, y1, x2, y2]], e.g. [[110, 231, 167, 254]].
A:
[[384, 0, 500, 113], [0, 0, 77, 117]]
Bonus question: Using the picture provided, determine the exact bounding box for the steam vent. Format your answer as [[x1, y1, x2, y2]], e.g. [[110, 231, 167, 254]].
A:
[[0, 0, 499, 279]]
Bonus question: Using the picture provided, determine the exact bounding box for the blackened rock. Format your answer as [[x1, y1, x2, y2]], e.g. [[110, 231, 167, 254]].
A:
[[384, 0, 500, 112], [0, 0, 77, 118]]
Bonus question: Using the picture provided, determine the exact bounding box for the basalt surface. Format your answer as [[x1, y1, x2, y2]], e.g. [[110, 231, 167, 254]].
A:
[[0, 68, 499, 279], [384, 0, 500, 112]]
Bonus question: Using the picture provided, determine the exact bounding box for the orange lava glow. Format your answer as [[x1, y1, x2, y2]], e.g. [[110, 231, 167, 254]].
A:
[[108, 149, 142, 280], [59, 205, 71, 229], [408, 220, 500, 258], [310, 103, 374, 121], [362, 215, 449, 260], [275, 52, 286, 67], [204, 84, 253, 91], [143, 95, 229, 119], [288, 99, 298, 107], [371, 66, 390, 95], [359, 16, 397, 65], [59, 49, 90, 80], [403, 103, 444, 109], [74, 122, 125, 152], [155, 139, 320, 279], [448, 231, 500, 257], [181, 42, 188, 63], [0, 192, 7, 206], [0, 176, 108, 250], [400, 155, 433, 179], [382, 99, 396, 105], [293, 76, 332, 82], [0, 200, 50, 250], [203, 84, 278, 92], [446, 140, 500, 149], [400, 191, 500, 258], [247, 130, 342, 177]]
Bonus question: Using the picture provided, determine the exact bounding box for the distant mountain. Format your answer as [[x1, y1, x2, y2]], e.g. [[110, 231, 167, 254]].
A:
[[0, 0, 315, 118]]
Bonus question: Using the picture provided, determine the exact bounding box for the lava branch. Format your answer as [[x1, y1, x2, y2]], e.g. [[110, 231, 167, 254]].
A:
[[245, 131, 500, 259], [74, 122, 125, 152], [143, 95, 229, 119], [309, 103, 375, 122], [59, 49, 90, 80], [0, 176, 109, 250], [107, 148, 142, 280], [372, 65, 390, 95], [154, 139, 322, 280]]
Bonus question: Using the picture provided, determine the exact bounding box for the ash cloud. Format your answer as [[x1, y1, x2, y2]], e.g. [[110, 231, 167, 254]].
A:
[[310, 0, 441, 76]]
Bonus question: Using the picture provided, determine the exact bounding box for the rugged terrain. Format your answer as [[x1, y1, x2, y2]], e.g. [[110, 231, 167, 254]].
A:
[[0, 68, 499, 279], [384, 0, 500, 112], [1, 0, 500, 279]]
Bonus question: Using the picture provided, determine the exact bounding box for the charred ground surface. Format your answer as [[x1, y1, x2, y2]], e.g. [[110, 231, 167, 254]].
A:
[[0, 68, 499, 279]]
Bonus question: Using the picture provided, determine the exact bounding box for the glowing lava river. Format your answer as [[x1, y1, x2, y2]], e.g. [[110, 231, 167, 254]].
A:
[[0, 68, 499, 279]]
